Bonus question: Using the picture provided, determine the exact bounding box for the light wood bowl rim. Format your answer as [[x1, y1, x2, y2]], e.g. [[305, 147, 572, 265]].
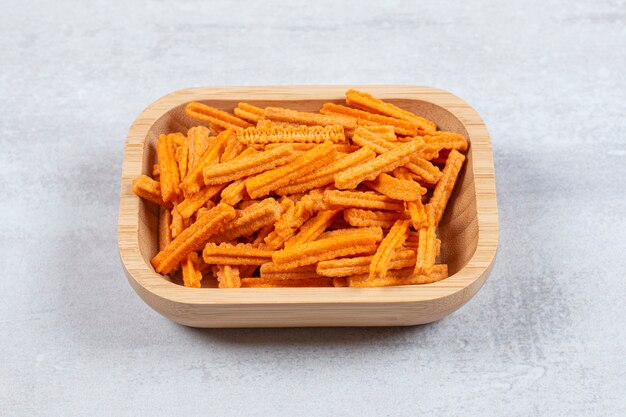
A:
[[118, 85, 498, 306]]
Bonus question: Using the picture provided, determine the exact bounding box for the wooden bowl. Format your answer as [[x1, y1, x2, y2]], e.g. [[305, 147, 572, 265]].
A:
[[118, 86, 498, 328]]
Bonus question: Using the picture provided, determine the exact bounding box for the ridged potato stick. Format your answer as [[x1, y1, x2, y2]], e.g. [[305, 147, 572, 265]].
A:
[[427, 149, 466, 226], [151, 203, 236, 274], [203, 145, 298, 185], [370, 220, 411, 280], [185, 101, 252, 130], [334, 139, 423, 189], [347, 264, 448, 287], [238, 123, 346, 144], [181, 129, 233, 196], [345, 89, 436, 131], [245, 141, 336, 199], [320, 103, 417, 136]]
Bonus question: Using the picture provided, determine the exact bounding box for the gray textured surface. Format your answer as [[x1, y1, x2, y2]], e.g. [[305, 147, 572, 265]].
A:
[[1, 0, 625, 415]]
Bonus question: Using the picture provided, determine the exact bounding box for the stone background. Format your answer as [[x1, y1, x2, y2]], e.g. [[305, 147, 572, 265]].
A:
[[1, 0, 624, 415]]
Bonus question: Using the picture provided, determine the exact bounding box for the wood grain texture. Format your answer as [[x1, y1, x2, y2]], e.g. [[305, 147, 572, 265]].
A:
[[118, 85, 498, 328]]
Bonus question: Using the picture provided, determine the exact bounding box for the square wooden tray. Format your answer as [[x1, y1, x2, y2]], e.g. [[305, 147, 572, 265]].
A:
[[118, 85, 498, 328]]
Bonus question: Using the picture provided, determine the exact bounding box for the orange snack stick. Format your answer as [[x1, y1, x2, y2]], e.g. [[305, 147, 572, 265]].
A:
[[213, 198, 281, 242], [152, 164, 160, 177], [132, 175, 170, 208], [406, 199, 428, 230], [426, 149, 466, 226], [259, 263, 320, 280], [238, 123, 346, 144], [370, 220, 409, 279], [352, 127, 437, 161], [245, 142, 336, 199], [157, 134, 181, 202], [317, 248, 416, 277], [343, 208, 409, 228], [323, 190, 405, 211], [275, 147, 376, 195], [203, 145, 298, 185], [284, 210, 341, 248], [220, 134, 246, 162], [352, 126, 404, 154], [370, 220, 410, 280], [320, 103, 417, 136], [185, 101, 252, 131], [264, 143, 359, 153], [316, 226, 378, 240], [216, 265, 242, 288], [175, 137, 189, 180], [393, 168, 429, 229], [363, 172, 425, 201], [181, 129, 233, 196], [158, 206, 172, 251], [334, 139, 423, 189], [234, 102, 264, 124], [151, 203, 236, 274], [220, 179, 248, 206], [263, 106, 357, 132], [202, 243, 273, 265], [241, 277, 333, 288], [347, 264, 448, 287], [273, 190, 326, 238], [360, 125, 398, 141], [262, 198, 295, 249], [176, 184, 225, 219], [187, 126, 211, 172], [170, 204, 185, 239], [419, 132, 468, 152], [272, 228, 383, 269], [414, 225, 439, 274], [403, 158, 442, 184], [181, 252, 203, 288], [345, 89, 436, 132]]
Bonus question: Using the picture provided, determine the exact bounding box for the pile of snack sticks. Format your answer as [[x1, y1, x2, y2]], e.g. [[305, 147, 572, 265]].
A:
[[132, 89, 467, 288]]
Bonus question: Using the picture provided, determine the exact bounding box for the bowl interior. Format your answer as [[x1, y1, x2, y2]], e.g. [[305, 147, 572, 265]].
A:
[[136, 98, 478, 284]]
